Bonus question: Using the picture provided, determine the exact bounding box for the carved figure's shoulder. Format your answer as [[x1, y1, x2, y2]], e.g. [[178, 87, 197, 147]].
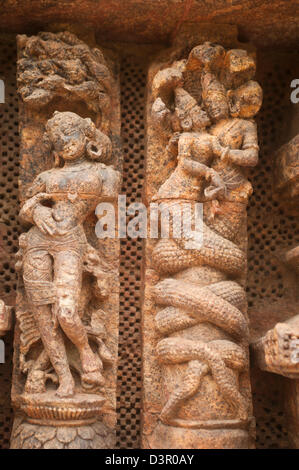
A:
[[238, 118, 257, 132]]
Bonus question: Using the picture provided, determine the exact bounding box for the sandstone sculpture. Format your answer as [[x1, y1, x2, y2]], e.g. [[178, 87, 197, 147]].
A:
[[142, 41, 263, 449], [10, 31, 121, 449]]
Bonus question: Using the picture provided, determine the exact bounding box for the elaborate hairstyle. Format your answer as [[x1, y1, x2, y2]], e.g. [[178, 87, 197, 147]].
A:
[[45, 111, 112, 166], [201, 71, 229, 122], [173, 87, 211, 131]]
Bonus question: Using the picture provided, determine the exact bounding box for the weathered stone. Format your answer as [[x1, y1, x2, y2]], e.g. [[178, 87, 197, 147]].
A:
[[0, 2, 298, 49], [56, 427, 77, 444]]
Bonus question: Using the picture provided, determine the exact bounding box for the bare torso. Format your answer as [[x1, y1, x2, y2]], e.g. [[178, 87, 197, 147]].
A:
[[154, 131, 222, 201], [25, 161, 120, 235], [210, 118, 257, 203]]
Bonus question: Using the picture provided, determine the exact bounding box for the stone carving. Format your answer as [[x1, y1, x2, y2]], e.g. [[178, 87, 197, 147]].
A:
[[143, 41, 262, 448], [11, 32, 121, 449], [252, 243, 299, 449], [13, 110, 120, 430], [10, 416, 115, 449], [253, 313, 299, 378], [17, 31, 112, 131], [252, 243, 299, 380], [17, 111, 119, 398]]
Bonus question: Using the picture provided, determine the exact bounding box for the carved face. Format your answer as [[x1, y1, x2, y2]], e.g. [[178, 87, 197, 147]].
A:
[[46, 112, 91, 162], [173, 103, 211, 132], [228, 80, 263, 119], [190, 105, 211, 131], [51, 126, 86, 161]]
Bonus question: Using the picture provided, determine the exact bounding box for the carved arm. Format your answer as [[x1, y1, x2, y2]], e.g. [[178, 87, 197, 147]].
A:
[[225, 147, 259, 167], [222, 121, 259, 167]]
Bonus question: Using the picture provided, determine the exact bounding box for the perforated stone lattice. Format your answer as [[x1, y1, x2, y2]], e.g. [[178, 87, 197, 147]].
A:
[[0, 36, 297, 449], [117, 55, 146, 449], [0, 35, 20, 450], [247, 54, 299, 307]]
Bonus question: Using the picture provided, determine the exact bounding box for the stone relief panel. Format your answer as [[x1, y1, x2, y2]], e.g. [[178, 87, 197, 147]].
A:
[[142, 40, 263, 449], [10, 31, 122, 449]]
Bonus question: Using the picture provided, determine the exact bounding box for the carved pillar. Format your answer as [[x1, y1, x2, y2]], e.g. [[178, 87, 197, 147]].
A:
[[142, 33, 263, 448], [10, 30, 121, 449], [252, 132, 299, 448]]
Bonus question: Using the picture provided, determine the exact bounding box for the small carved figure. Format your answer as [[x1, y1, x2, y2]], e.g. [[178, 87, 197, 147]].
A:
[[152, 87, 226, 204]]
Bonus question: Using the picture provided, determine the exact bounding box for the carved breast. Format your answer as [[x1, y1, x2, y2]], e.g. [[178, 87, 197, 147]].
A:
[[45, 164, 102, 199]]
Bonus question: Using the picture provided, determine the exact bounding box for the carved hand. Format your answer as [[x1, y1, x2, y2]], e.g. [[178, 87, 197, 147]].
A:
[[33, 203, 58, 236], [225, 148, 258, 168], [204, 170, 226, 200]]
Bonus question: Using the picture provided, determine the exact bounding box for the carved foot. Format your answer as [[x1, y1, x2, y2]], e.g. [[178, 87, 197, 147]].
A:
[[80, 347, 105, 388], [98, 340, 113, 364], [82, 370, 105, 390], [56, 376, 75, 398]]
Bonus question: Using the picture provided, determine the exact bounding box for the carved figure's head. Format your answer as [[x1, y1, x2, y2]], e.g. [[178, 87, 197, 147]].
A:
[[187, 42, 225, 73], [173, 87, 211, 132], [201, 72, 230, 122], [46, 111, 112, 164], [228, 80, 263, 119]]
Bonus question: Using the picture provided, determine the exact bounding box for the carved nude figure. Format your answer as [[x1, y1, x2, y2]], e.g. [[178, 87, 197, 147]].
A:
[[19, 111, 120, 397]]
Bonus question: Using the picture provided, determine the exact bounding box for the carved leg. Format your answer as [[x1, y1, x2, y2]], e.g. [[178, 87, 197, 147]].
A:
[[34, 304, 75, 397], [54, 250, 104, 389], [23, 249, 75, 396], [160, 360, 209, 424]]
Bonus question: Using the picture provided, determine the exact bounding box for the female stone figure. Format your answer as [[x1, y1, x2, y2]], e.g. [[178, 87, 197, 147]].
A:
[[19, 111, 120, 398]]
